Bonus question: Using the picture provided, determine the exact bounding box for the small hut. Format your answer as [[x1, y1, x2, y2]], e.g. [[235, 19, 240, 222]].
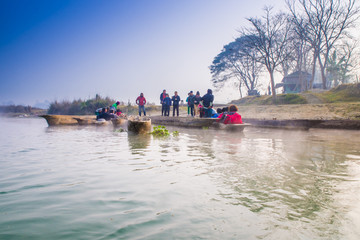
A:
[[276, 71, 312, 94]]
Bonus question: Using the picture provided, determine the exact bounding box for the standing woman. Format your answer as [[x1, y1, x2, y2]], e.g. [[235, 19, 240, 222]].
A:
[[136, 93, 147, 116], [160, 89, 167, 116], [194, 91, 201, 117]]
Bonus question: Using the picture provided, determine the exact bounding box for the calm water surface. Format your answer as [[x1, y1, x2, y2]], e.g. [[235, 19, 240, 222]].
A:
[[1, 117, 360, 239]]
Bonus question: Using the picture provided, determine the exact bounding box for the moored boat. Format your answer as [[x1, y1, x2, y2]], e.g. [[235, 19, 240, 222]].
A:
[[220, 123, 251, 131], [73, 117, 97, 125], [40, 115, 79, 126], [127, 116, 151, 134], [151, 116, 218, 128], [111, 117, 127, 127]]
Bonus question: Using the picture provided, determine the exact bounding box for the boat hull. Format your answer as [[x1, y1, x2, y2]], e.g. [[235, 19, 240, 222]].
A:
[[40, 115, 79, 126], [127, 117, 151, 134], [151, 116, 218, 128]]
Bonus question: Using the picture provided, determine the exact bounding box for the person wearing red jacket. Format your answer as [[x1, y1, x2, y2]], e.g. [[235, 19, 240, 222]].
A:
[[136, 93, 147, 116], [223, 104, 243, 124]]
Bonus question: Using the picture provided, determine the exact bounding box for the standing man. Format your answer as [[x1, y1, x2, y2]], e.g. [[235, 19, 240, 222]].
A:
[[160, 89, 167, 116], [171, 91, 181, 117], [163, 94, 172, 116], [136, 93, 147, 116], [188, 91, 195, 117], [201, 89, 214, 118]]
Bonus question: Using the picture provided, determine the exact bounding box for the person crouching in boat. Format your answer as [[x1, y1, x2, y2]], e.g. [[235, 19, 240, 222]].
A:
[[217, 107, 228, 123], [223, 105, 243, 124], [97, 108, 117, 121]]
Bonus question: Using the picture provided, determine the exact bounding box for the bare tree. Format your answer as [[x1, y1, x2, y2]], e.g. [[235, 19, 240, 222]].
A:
[[327, 40, 359, 86], [243, 7, 294, 101], [287, 0, 359, 89]]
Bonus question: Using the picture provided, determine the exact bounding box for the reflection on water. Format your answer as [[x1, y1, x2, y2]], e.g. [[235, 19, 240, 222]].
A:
[[128, 134, 151, 152], [0, 117, 360, 239]]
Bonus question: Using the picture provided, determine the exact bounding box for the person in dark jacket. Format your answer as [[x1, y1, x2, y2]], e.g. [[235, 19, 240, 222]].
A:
[[163, 94, 172, 116], [188, 91, 196, 116], [171, 91, 181, 117], [97, 108, 117, 121], [160, 89, 167, 116], [201, 89, 214, 118]]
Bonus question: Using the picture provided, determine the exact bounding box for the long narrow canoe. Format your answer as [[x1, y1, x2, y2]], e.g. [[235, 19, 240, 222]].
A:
[[151, 116, 218, 128], [111, 118, 127, 127], [40, 115, 80, 126], [219, 123, 251, 131], [73, 117, 97, 125], [127, 116, 151, 134]]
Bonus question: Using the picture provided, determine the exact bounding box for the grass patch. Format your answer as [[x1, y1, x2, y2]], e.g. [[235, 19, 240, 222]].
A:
[[316, 83, 360, 103], [231, 94, 307, 105]]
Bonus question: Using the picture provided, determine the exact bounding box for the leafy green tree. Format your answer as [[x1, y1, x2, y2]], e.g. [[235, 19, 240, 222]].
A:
[[210, 35, 263, 98]]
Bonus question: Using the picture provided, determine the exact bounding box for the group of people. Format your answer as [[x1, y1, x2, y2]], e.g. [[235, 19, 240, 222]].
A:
[[95, 101, 122, 121], [215, 105, 243, 124], [160, 89, 214, 118], [95, 90, 243, 125]]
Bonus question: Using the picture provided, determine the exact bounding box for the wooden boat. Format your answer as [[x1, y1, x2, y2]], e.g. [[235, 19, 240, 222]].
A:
[[243, 118, 324, 130], [151, 116, 218, 128], [127, 116, 152, 134], [94, 118, 112, 126], [111, 117, 127, 127], [40, 115, 79, 126], [219, 123, 251, 131], [73, 117, 97, 125]]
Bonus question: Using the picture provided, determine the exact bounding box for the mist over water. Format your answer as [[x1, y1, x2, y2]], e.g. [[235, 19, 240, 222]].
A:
[[1, 117, 360, 239]]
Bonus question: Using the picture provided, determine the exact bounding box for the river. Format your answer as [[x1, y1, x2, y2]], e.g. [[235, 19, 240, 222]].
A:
[[0, 117, 360, 239]]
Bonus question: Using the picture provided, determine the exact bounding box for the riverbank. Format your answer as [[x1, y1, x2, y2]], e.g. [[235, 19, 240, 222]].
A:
[[237, 102, 360, 120]]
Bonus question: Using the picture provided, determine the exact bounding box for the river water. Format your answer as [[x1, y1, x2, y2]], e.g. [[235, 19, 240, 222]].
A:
[[1, 117, 360, 240]]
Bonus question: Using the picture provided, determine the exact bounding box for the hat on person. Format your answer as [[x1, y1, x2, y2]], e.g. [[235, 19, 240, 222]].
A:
[[190, 91, 193, 93]]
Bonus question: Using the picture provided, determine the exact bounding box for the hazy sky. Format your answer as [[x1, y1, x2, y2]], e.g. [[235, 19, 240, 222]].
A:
[[0, 0, 285, 106]]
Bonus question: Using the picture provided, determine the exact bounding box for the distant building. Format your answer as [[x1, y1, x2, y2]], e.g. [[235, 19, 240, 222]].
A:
[[275, 71, 314, 93]]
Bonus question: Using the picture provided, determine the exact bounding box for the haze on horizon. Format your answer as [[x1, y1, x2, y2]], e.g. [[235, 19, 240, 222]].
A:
[[0, 0, 285, 108]]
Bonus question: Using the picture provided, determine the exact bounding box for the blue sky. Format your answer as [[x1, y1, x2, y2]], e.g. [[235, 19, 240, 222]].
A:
[[0, 0, 285, 107]]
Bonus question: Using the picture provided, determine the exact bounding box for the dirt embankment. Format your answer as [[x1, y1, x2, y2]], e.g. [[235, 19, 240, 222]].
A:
[[231, 83, 360, 121], [238, 103, 360, 120]]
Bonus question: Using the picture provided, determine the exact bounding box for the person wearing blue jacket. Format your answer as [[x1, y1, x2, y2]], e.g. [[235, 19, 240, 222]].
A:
[[163, 94, 172, 116]]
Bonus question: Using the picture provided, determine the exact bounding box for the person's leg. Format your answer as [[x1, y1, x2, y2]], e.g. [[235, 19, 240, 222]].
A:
[[140, 105, 145, 116], [176, 105, 179, 116], [138, 106, 141, 116], [173, 106, 175, 116], [191, 105, 194, 116], [187, 106, 190, 115]]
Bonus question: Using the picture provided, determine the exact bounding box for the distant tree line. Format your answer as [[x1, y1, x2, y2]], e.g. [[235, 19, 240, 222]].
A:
[[47, 94, 118, 115], [0, 105, 34, 113], [210, 0, 360, 102]]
